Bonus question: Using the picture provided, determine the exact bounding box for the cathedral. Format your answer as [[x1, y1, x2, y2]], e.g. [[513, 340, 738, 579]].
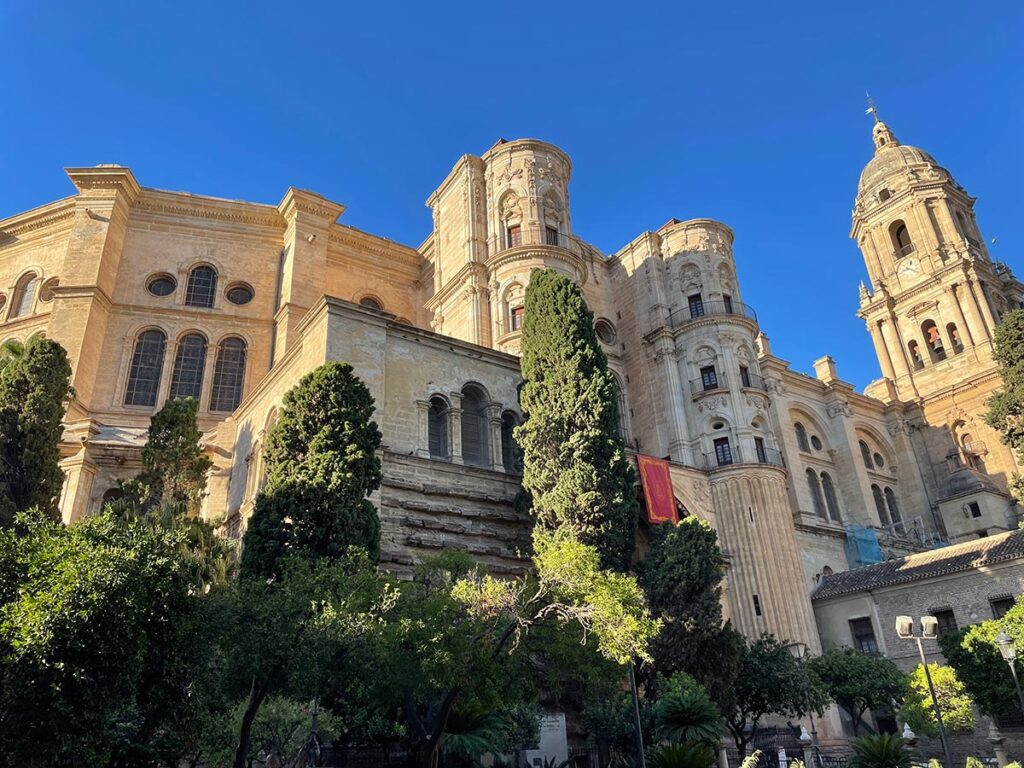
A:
[[1, 114, 1022, 686]]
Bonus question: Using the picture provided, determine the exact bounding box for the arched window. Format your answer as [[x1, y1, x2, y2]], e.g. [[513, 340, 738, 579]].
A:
[[821, 472, 841, 522], [101, 488, 124, 508], [460, 385, 490, 467], [859, 440, 874, 470], [10, 273, 39, 318], [884, 487, 902, 526], [611, 374, 628, 440], [907, 340, 925, 370], [922, 320, 946, 362], [124, 329, 167, 407], [806, 468, 826, 518], [871, 484, 889, 526], [185, 265, 217, 308], [795, 422, 810, 453], [501, 411, 521, 472], [209, 337, 247, 412], [168, 333, 208, 400], [890, 221, 914, 258], [428, 396, 449, 459], [947, 323, 964, 353], [359, 296, 383, 311]]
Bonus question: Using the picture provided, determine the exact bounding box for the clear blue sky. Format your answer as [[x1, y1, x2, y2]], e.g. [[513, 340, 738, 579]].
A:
[[2, 2, 1021, 389]]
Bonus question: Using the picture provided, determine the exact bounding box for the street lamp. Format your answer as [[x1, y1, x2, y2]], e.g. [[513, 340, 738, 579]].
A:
[[994, 631, 1024, 717], [896, 616, 953, 768], [785, 642, 820, 768]]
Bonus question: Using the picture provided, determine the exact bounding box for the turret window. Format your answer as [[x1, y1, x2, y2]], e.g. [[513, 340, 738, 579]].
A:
[[688, 293, 705, 319], [713, 437, 733, 467], [545, 226, 559, 246], [510, 305, 524, 331]]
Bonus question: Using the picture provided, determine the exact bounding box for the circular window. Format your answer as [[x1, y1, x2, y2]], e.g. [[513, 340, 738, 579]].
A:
[[595, 319, 617, 345], [712, 422, 725, 430], [226, 283, 255, 305], [38, 278, 60, 303], [147, 274, 177, 297], [873, 452, 885, 468], [811, 435, 823, 450]]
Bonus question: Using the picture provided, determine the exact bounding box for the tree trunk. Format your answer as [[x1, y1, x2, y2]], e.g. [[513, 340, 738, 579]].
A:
[[232, 674, 269, 768]]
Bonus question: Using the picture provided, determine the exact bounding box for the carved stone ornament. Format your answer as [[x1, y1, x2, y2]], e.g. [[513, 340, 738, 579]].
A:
[[826, 401, 853, 419], [498, 165, 523, 184], [501, 192, 521, 220], [764, 377, 786, 395], [538, 157, 563, 183], [906, 300, 939, 320], [693, 478, 712, 502], [886, 420, 911, 437], [698, 396, 728, 414]]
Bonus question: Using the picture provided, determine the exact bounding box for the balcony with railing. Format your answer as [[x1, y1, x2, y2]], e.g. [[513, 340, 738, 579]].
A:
[[690, 373, 727, 396], [877, 515, 945, 550], [739, 371, 767, 391], [895, 242, 916, 258], [701, 443, 785, 471], [488, 225, 583, 257], [669, 298, 758, 328]]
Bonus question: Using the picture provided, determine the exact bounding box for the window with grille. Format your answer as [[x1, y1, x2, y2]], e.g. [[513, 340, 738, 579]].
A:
[[209, 337, 247, 412], [849, 617, 878, 653], [545, 227, 559, 246], [713, 437, 733, 466], [501, 411, 521, 472], [992, 596, 1016, 619], [428, 396, 449, 459], [185, 266, 218, 308], [700, 366, 719, 391], [688, 293, 705, 318], [168, 333, 208, 400], [752, 593, 763, 617], [124, 329, 167, 407], [10, 273, 38, 318], [510, 305, 524, 331]]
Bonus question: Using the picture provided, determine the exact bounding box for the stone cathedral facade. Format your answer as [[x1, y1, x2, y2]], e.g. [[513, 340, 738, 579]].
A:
[[1, 117, 1022, 668]]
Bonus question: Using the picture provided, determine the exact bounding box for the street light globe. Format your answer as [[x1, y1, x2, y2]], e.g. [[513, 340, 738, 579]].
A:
[[996, 630, 1017, 662]]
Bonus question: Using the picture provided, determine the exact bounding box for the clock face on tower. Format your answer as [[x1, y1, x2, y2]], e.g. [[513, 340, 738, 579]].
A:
[[897, 257, 921, 282]]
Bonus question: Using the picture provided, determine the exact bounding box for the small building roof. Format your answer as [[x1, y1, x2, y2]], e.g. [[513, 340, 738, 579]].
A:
[[812, 528, 1024, 601]]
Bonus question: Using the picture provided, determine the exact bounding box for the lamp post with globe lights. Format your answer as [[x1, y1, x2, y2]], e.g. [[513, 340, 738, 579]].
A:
[[896, 615, 953, 768], [994, 631, 1024, 718]]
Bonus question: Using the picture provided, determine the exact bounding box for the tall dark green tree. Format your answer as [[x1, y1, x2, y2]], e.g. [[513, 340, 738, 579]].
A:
[[240, 361, 384, 578], [0, 336, 73, 527], [515, 268, 638, 571], [985, 308, 1024, 503], [638, 519, 744, 706]]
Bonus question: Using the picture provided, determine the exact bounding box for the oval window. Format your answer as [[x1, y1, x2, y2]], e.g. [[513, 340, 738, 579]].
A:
[[147, 274, 177, 297], [873, 452, 885, 468], [811, 435, 823, 450], [595, 319, 617, 345], [226, 283, 255, 305]]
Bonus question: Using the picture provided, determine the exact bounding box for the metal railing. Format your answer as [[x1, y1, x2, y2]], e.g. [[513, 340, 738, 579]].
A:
[[896, 242, 916, 258], [669, 298, 758, 327], [690, 374, 726, 393], [740, 371, 768, 391], [489, 225, 583, 256], [877, 515, 944, 549], [701, 444, 785, 470]]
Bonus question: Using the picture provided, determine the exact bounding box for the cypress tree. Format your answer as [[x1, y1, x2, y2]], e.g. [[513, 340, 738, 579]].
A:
[[516, 268, 638, 571], [0, 336, 73, 527], [240, 362, 383, 578]]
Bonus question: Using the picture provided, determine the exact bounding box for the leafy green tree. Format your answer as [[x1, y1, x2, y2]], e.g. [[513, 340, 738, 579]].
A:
[[241, 362, 383, 578], [724, 634, 824, 755], [0, 336, 73, 527], [0, 510, 199, 767], [516, 268, 638, 572], [985, 308, 1024, 503], [939, 596, 1024, 717], [808, 646, 905, 736], [638, 519, 743, 705], [901, 663, 974, 737]]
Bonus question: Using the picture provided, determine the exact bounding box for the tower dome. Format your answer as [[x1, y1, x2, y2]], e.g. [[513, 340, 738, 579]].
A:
[[857, 118, 950, 196]]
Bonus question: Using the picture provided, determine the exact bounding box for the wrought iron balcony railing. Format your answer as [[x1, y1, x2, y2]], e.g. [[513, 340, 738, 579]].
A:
[[690, 374, 727, 394], [669, 299, 758, 327]]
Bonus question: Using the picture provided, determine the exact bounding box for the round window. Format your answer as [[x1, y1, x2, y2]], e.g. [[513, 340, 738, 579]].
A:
[[147, 274, 177, 297], [873, 452, 885, 468], [226, 283, 255, 305], [595, 319, 617, 345], [810, 435, 823, 450], [712, 422, 725, 430]]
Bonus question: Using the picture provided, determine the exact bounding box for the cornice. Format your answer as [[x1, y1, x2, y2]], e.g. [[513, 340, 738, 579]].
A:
[[327, 223, 422, 268], [277, 187, 345, 223], [66, 166, 141, 204], [0, 201, 76, 240], [484, 244, 587, 283], [424, 261, 490, 309], [135, 189, 285, 229]]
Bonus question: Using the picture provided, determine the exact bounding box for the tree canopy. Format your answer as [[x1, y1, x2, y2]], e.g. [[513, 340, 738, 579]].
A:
[[515, 268, 638, 572], [985, 308, 1024, 503], [901, 663, 974, 737], [0, 336, 73, 527], [808, 646, 905, 736]]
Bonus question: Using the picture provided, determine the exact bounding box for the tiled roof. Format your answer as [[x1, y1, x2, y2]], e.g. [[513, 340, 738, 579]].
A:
[[812, 529, 1024, 601]]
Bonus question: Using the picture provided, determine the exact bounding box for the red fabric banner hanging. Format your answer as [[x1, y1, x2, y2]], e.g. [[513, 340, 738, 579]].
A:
[[637, 454, 678, 525]]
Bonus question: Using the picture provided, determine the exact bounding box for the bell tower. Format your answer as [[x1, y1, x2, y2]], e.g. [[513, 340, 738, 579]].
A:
[[851, 109, 1022, 402], [851, 105, 1024, 516]]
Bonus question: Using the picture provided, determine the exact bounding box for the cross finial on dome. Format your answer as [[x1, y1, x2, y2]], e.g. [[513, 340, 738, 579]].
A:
[[865, 92, 880, 124], [864, 94, 899, 151]]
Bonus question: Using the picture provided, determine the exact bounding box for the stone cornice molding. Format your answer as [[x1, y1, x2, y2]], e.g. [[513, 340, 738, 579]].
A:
[[424, 262, 490, 310], [136, 189, 284, 229], [484, 243, 587, 284], [66, 166, 141, 204], [0, 199, 76, 239], [327, 224, 422, 267], [276, 187, 345, 224]]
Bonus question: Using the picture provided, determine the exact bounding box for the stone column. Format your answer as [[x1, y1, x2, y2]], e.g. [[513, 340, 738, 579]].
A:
[[156, 337, 178, 406], [947, 284, 974, 347], [651, 333, 685, 460], [866, 319, 897, 381], [487, 404, 504, 472], [449, 392, 464, 465], [967, 275, 997, 339], [415, 399, 431, 458]]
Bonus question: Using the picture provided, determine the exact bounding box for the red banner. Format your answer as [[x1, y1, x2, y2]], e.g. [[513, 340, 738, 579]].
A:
[[637, 454, 678, 525]]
